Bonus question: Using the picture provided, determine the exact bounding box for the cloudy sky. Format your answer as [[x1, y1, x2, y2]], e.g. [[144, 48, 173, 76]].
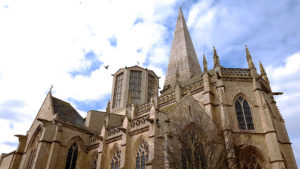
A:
[[0, 0, 299, 165]]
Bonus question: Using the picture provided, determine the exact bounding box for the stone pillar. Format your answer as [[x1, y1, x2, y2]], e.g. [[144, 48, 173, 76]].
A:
[[45, 123, 63, 169], [32, 120, 54, 169], [10, 135, 27, 169], [98, 126, 108, 169]]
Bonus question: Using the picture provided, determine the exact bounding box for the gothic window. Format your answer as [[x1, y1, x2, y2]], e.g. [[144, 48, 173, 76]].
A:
[[235, 96, 254, 130], [237, 147, 264, 169], [180, 126, 205, 169], [65, 142, 78, 169], [26, 148, 36, 169], [90, 155, 98, 169], [136, 140, 149, 169], [129, 71, 142, 104], [147, 74, 156, 102], [113, 73, 123, 108], [110, 149, 121, 169], [26, 128, 41, 169]]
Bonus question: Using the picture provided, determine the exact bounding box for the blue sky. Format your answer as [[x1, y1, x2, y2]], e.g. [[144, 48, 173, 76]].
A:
[[0, 0, 299, 166]]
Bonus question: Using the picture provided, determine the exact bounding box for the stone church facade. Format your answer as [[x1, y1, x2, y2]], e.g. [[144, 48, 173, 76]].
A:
[[0, 8, 298, 169]]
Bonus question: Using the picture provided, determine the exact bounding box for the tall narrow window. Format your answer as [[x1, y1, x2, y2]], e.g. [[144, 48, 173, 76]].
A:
[[110, 149, 120, 169], [90, 155, 98, 169], [26, 128, 41, 169], [147, 74, 156, 102], [235, 96, 254, 130], [65, 142, 78, 169], [113, 73, 123, 108], [136, 140, 149, 169], [129, 71, 142, 105]]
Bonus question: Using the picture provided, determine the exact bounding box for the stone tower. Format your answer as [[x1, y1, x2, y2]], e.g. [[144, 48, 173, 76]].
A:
[[0, 8, 297, 169]]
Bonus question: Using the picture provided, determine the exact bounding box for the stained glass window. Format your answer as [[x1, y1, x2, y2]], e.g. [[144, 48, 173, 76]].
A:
[[65, 142, 78, 169], [136, 140, 149, 169], [129, 71, 142, 104], [113, 73, 123, 108], [235, 96, 254, 130]]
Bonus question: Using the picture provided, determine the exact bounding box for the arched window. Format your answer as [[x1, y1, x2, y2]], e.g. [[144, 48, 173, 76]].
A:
[[236, 146, 265, 169], [235, 96, 254, 130], [110, 149, 120, 169], [91, 154, 98, 169], [26, 128, 41, 169], [180, 125, 205, 169], [65, 142, 78, 169], [136, 140, 149, 169]]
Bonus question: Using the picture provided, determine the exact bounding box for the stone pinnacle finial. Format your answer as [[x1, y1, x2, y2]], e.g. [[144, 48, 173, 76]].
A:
[[106, 100, 110, 113], [259, 61, 269, 83], [245, 45, 256, 69], [203, 54, 208, 72], [213, 46, 220, 68], [259, 61, 266, 75]]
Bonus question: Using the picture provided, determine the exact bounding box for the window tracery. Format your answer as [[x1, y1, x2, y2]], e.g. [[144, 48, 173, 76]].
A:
[[65, 142, 78, 169], [129, 70, 142, 105], [113, 73, 123, 108], [235, 96, 254, 130], [147, 74, 156, 102], [180, 125, 205, 169], [26, 128, 41, 169], [136, 140, 149, 169], [237, 147, 265, 169], [90, 154, 98, 169], [110, 149, 121, 169]]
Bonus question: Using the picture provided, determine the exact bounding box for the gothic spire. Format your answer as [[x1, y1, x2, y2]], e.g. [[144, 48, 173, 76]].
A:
[[163, 8, 202, 90], [203, 54, 208, 72], [245, 45, 256, 70], [213, 46, 220, 68]]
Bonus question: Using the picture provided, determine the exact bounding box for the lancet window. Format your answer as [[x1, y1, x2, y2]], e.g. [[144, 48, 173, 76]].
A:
[[113, 73, 123, 108], [110, 149, 121, 169], [235, 96, 254, 130], [65, 142, 78, 169], [90, 155, 98, 169], [136, 140, 149, 169], [180, 126, 205, 169], [26, 128, 41, 169], [147, 74, 156, 102], [129, 70, 142, 104]]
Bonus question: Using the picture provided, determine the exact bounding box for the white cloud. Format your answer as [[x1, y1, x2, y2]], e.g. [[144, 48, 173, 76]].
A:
[[0, 0, 176, 153], [267, 52, 300, 166]]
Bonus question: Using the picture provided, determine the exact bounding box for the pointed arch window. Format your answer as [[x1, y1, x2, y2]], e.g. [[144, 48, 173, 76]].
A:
[[65, 142, 78, 169], [235, 96, 254, 130], [136, 140, 149, 169], [110, 149, 121, 169], [91, 154, 98, 169], [113, 73, 124, 108], [26, 128, 41, 169]]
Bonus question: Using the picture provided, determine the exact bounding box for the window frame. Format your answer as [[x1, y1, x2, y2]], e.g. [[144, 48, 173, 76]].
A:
[[235, 96, 255, 130]]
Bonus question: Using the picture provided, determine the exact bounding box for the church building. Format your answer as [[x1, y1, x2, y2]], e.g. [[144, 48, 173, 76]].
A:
[[0, 8, 298, 169]]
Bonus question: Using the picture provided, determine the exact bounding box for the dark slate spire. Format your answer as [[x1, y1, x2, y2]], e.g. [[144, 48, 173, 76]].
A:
[[163, 8, 202, 90]]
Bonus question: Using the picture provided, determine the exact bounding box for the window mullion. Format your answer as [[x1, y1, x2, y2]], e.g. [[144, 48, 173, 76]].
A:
[[241, 100, 248, 130]]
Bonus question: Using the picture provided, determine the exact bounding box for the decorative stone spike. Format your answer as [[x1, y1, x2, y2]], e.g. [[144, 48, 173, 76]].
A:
[[213, 47, 220, 68], [245, 45, 256, 70], [203, 54, 208, 72]]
